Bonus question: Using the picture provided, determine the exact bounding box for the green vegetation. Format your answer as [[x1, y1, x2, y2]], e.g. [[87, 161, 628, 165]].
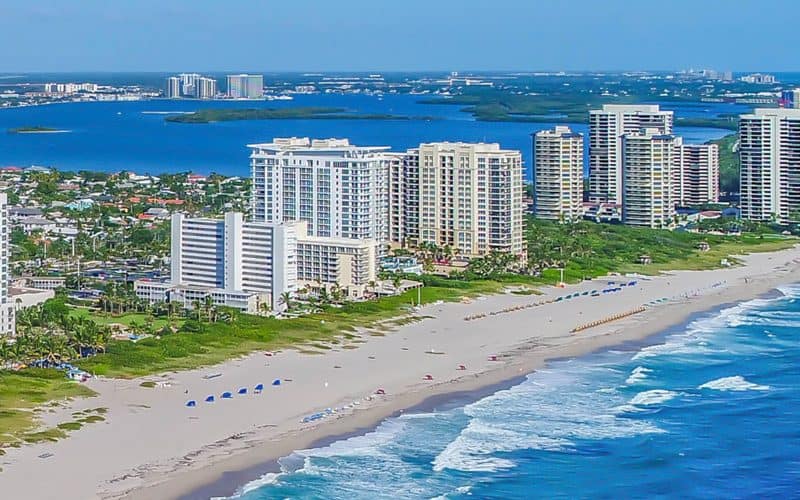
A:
[[419, 90, 739, 128], [525, 218, 796, 281], [710, 133, 739, 193], [7, 126, 66, 134], [0, 369, 95, 450], [166, 107, 434, 123]]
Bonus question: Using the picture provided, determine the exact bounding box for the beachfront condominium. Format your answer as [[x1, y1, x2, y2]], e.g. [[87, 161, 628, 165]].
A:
[[134, 213, 378, 311], [227, 74, 264, 98], [673, 143, 720, 206], [532, 126, 585, 222], [166, 77, 181, 99], [739, 108, 800, 224], [621, 128, 677, 228], [0, 193, 12, 336], [390, 142, 525, 258], [388, 152, 419, 247], [179, 73, 202, 96], [589, 104, 673, 204], [249, 138, 390, 249], [194, 77, 217, 99]]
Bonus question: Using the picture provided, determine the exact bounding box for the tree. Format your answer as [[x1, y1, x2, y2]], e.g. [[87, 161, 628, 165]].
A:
[[279, 292, 293, 311]]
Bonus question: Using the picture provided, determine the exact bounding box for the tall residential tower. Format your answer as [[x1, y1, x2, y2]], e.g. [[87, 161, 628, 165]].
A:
[[589, 104, 673, 204], [532, 126, 585, 222], [621, 129, 677, 228]]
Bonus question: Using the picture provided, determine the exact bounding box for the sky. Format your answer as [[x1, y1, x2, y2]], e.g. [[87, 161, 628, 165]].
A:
[[1, 0, 797, 73]]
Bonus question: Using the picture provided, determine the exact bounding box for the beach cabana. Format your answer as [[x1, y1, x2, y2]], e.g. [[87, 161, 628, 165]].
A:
[[457, 364, 466, 370], [375, 388, 386, 395], [254, 383, 264, 393], [205, 395, 215, 403], [272, 379, 281, 386], [186, 400, 196, 407], [423, 374, 433, 380], [238, 387, 248, 395], [221, 391, 233, 399]]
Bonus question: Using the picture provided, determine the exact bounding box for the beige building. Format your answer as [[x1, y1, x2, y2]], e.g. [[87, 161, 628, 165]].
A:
[[621, 128, 677, 228], [532, 126, 584, 222], [589, 104, 673, 204], [390, 142, 525, 258], [739, 108, 800, 224], [673, 143, 719, 206]]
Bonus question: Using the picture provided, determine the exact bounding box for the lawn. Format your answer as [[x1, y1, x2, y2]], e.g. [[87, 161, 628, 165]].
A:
[[68, 308, 180, 330]]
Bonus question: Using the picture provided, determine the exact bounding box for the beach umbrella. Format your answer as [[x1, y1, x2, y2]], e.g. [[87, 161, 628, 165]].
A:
[[272, 379, 281, 386], [186, 400, 196, 407], [423, 374, 433, 380], [221, 391, 233, 399], [375, 388, 386, 395], [238, 387, 248, 394], [254, 383, 264, 393], [457, 364, 466, 370], [205, 395, 215, 403]]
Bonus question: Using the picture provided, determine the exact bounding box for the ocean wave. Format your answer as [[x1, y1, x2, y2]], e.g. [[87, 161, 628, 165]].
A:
[[625, 366, 652, 385], [698, 376, 770, 392], [629, 389, 680, 406]]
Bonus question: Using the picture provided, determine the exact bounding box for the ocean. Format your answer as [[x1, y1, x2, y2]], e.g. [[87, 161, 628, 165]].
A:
[[0, 94, 739, 179], [232, 284, 800, 499]]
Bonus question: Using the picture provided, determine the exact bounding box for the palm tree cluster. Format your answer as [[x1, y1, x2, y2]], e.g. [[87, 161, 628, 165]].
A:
[[3, 307, 111, 367]]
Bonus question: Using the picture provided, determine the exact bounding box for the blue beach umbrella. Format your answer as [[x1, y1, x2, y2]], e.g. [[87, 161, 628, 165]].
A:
[[254, 383, 264, 393], [272, 379, 281, 386], [205, 395, 215, 403], [221, 391, 233, 399], [186, 400, 196, 407], [238, 387, 247, 394]]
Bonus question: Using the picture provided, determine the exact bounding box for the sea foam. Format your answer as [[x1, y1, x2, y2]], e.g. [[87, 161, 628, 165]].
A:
[[698, 376, 770, 392]]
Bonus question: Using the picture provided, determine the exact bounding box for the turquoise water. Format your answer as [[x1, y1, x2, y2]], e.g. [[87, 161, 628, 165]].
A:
[[0, 95, 734, 179], [234, 285, 800, 499]]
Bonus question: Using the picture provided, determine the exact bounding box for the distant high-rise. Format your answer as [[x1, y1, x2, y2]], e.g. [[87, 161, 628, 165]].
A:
[[532, 126, 584, 222], [166, 77, 181, 98], [739, 108, 800, 224], [781, 89, 800, 109], [396, 142, 525, 257], [673, 143, 719, 206], [227, 74, 264, 98], [194, 77, 217, 99], [249, 138, 390, 247], [589, 104, 673, 204], [621, 128, 677, 228], [179, 73, 202, 96]]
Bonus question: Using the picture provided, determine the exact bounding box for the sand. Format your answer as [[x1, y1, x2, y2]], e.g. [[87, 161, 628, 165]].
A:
[[2, 245, 800, 500]]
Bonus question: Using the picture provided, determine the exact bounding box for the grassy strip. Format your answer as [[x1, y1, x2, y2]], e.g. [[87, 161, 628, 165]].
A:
[[166, 107, 434, 123], [68, 308, 180, 330], [0, 369, 95, 450]]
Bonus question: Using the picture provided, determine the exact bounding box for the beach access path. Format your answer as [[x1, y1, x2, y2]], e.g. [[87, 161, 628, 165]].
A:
[[2, 245, 800, 500]]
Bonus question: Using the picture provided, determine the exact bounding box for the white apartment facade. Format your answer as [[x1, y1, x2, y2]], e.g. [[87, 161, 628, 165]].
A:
[[166, 77, 181, 99], [195, 77, 217, 99], [0, 193, 12, 336], [227, 74, 264, 98], [621, 129, 677, 228], [388, 152, 419, 247], [397, 142, 525, 257], [673, 143, 720, 206], [532, 126, 585, 222], [589, 104, 673, 204], [249, 138, 390, 249], [739, 108, 800, 224]]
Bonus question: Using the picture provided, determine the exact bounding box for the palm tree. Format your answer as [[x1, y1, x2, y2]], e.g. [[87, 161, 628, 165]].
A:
[[279, 292, 293, 312]]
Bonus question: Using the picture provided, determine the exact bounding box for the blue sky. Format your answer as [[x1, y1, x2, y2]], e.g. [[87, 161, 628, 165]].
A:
[[1, 0, 796, 72]]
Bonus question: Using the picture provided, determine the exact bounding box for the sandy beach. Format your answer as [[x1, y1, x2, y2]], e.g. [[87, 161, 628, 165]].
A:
[[2, 245, 800, 500]]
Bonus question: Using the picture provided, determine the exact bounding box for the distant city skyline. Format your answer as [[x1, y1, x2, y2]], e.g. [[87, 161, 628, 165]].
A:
[[2, 0, 798, 73]]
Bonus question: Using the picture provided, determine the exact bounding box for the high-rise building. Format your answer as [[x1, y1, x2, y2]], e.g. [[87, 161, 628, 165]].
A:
[[532, 126, 585, 222], [179, 73, 202, 96], [589, 104, 673, 204], [388, 153, 419, 247], [166, 77, 181, 98], [0, 193, 12, 336], [249, 138, 390, 248], [392, 142, 525, 257], [781, 89, 800, 109], [226, 74, 264, 98], [194, 77, 217, 99], [621, 128, 677, 228], [739, 108, 800, 224], [673, 143, 719, 206]]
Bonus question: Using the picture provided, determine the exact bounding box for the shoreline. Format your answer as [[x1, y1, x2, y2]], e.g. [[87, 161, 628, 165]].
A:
[[2, 246, 799, 500], [130, 251, 800, 500]]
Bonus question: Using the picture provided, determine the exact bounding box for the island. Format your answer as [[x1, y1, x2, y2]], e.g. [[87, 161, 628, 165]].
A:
[[8, 126, 70, 134], [165, 107, 435, 123]]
